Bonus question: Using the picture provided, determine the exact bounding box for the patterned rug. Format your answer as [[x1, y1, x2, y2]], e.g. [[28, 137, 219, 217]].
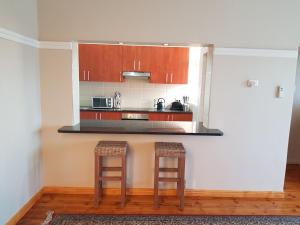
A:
[[44, 213, 300, 225]]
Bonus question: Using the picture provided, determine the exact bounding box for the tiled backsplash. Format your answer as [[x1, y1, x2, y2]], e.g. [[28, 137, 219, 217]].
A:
[[80, 80, 198, 109]]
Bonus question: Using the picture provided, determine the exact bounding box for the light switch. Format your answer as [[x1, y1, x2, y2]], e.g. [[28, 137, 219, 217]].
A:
[[277, 86, 285, 98], [247, 80, 259, 87]]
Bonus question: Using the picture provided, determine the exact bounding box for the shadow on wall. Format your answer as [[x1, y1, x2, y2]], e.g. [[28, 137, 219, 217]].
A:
[[288, 48, 300, 164]]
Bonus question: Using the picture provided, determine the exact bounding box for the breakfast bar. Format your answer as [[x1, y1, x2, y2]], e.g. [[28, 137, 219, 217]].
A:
[[58, 121, 223, 136]]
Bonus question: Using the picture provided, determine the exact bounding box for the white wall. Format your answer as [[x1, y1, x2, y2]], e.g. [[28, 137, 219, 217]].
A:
[[288, 48, 300, 163], [37, 0, 300, 49], [0, 1, 41, 224], [38, 0, 299, 192], [40, 49, 296, 192]]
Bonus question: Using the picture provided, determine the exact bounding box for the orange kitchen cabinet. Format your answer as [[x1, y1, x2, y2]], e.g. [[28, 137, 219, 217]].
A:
[[100, 112, 122, 120], [79, 44, 123, 82], [150, 47, 189, 84], [122, 46, 152, 72]]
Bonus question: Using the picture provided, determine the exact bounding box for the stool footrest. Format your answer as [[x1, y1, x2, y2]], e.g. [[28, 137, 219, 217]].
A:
[[100, 176, 122, 181], [158, 177, 180, 182], [102, 167, 122, 171], [159, 168, 178, 172]]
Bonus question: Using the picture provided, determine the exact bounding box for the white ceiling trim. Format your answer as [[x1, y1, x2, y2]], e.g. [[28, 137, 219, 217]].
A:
[[214, 47, 298, 58], [0, 27, 39, 48], [0, 27, 298, 57]]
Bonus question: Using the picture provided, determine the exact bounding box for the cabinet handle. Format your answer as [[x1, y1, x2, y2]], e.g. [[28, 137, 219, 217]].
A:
[[133, 60, 136, 70], [138, 60, 141, 70], [166, 73, 168, 83], [96, 113, 98, 120], [88, 71, 90, 81], [83, 70, 86, 80], [100, 113, 102, 120], [170, 73, 173, 83], [120, 71, 122, 82]]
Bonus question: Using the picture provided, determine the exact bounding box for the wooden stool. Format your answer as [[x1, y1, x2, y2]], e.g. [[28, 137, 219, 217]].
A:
[[154, 142, 186, 210], [94, 141, 128, 207]]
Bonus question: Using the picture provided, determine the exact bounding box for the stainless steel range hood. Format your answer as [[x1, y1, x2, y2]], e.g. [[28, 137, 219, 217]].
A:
[[122, 71, 150, 79]]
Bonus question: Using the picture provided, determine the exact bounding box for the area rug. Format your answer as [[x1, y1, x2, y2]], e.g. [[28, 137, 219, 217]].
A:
[[43, 212, 300, 225]]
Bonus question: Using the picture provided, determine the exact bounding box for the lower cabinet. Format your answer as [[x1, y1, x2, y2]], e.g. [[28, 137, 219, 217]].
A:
[[80, 111, 121, 120], [149, 113, 192, 121], [81, 111, 192, 121]]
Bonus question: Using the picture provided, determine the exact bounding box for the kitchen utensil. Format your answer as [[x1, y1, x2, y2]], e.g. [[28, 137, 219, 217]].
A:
[[114, 91, 121, 109], [156, 98, 165, 111], [170, 100, 184, 111]]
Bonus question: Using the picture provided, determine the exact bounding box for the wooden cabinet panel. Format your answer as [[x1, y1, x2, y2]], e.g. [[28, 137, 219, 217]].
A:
[[122, 46, 136, 71], [136, 46, 152, 72], [96, 45, 123, 82], [149, 47, 167, 84], [100, 112, 122, 120], [80, 111, 96, 120], [79, 44, 123, 82], [80, 111, 121, 120], [168, 47, 189, 84], [79, 44, 99, 81], [149, 47, 189, 84], [149, 112, 168, 121], [149, 112, 192, 121], [171, 113, 192, 121]]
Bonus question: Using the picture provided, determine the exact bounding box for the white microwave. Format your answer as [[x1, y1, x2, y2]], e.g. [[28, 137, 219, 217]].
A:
[[92, 97, 114, 109]]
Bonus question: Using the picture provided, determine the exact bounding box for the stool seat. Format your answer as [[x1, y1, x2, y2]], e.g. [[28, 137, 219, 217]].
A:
[[155, 142, 185, 157], [95, 141, 128, 156]]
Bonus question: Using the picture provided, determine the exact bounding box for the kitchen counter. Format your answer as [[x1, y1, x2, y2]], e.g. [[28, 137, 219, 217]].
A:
[[80, 107, 193, 114], [58, 120, 223, 136]]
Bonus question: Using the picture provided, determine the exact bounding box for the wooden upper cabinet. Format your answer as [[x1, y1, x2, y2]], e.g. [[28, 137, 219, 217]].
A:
[[79, 44, 189, 84], [79, 44, 99, 81], [150, 47, 189, 84], [167, 47, 189, 84], [122, 46, 152, 72], [122, 45, 136, 72], [79, 44, 123, 82], [96, 45, 123, 82]]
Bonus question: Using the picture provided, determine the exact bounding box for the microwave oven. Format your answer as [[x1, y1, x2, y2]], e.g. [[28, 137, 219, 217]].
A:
[[92, 97, 114, 109]]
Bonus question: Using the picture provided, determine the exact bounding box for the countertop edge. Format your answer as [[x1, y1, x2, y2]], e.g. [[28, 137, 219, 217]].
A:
[[57, 126, 224, 136]]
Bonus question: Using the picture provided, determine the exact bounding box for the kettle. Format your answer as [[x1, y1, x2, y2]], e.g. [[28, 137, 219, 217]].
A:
[[156, 98, 165, 111], [170, 99, 184, 111]]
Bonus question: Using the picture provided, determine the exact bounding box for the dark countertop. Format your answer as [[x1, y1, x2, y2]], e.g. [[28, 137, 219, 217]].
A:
[[80, 107, 193, 114], [58, 120, 223, 136]]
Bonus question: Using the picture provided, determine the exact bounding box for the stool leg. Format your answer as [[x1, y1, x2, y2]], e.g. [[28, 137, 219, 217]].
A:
[[179, 153, 185, 210], [153, 155, 160, 209], [94, 153, 100, 206], [177, 157, 181, 198], [121, 154, 126, 208], [99, 156, 103, 202]]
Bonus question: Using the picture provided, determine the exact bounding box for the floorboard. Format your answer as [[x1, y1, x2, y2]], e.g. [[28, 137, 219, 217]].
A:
[[16, 164, 300, 225]]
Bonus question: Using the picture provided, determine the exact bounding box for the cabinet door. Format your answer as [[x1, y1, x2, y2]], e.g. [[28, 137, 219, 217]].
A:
[[149, 113, 168, 121], [167, 47, 189, 84], [135, 46, 152, 72], [100, 112, 122, 120], [80, 111, 96, 120], [96, 45, 123, 82], [171, 113, 193, 121], [79, 44, 100, 82], [122, 46, 136, 71], [149, 47, 167, 84]]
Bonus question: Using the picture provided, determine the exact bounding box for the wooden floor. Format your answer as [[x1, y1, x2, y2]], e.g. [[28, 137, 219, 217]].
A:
[[17, 164, 300, 224]]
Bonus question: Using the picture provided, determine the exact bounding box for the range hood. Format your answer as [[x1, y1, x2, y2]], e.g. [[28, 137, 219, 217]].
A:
[[122, 71, 150, 79]]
